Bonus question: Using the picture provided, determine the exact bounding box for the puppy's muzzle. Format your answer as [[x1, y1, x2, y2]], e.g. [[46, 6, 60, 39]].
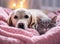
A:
[[18, 23, 25, 29]]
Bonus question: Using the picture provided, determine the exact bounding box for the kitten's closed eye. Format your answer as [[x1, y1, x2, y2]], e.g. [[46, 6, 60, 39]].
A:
[[48, 23, 55, 28]]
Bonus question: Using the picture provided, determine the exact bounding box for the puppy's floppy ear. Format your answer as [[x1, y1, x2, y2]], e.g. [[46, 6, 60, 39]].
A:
[[7, 12, 14, 26], [28, 15, 35, 29]]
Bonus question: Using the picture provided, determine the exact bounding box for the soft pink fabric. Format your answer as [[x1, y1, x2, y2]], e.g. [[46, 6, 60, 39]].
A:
[[4, 8, 12, 15], [56, 15, 60, 26], [55, 10, 60, 15], [0, 7, 60, 44], [0, 25, 60, 44]]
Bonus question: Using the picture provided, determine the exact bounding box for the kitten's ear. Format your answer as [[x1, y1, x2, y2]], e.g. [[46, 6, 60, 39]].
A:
[[51, 16, 57, 22]]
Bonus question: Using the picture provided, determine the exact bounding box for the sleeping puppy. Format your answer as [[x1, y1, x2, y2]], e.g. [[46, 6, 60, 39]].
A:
[[7, 8, 56, 35]]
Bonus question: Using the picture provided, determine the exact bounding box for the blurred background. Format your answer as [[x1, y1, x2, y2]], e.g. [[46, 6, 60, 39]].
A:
[[0, 0, 60, 10]]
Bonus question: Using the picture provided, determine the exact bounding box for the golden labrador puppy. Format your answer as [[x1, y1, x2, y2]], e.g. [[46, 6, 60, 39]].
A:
[[7, 8, 33, 29]]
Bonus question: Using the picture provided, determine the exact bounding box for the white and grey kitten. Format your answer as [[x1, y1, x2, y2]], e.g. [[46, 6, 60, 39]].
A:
[[36, 16, 57, 35]]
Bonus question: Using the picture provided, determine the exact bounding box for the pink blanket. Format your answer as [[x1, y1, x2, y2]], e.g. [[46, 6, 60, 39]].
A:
[[0, 7, 60, 44]]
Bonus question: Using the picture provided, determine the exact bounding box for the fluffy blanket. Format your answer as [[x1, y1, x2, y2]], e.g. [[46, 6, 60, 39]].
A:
[[0, 7, 60, 44]]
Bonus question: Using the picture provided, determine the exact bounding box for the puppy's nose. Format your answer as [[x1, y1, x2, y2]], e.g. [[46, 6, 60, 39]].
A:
[[18, 23, 25, 29]]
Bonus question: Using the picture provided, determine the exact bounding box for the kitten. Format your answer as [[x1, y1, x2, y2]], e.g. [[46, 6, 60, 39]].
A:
[[36, 16, 57, 35]]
